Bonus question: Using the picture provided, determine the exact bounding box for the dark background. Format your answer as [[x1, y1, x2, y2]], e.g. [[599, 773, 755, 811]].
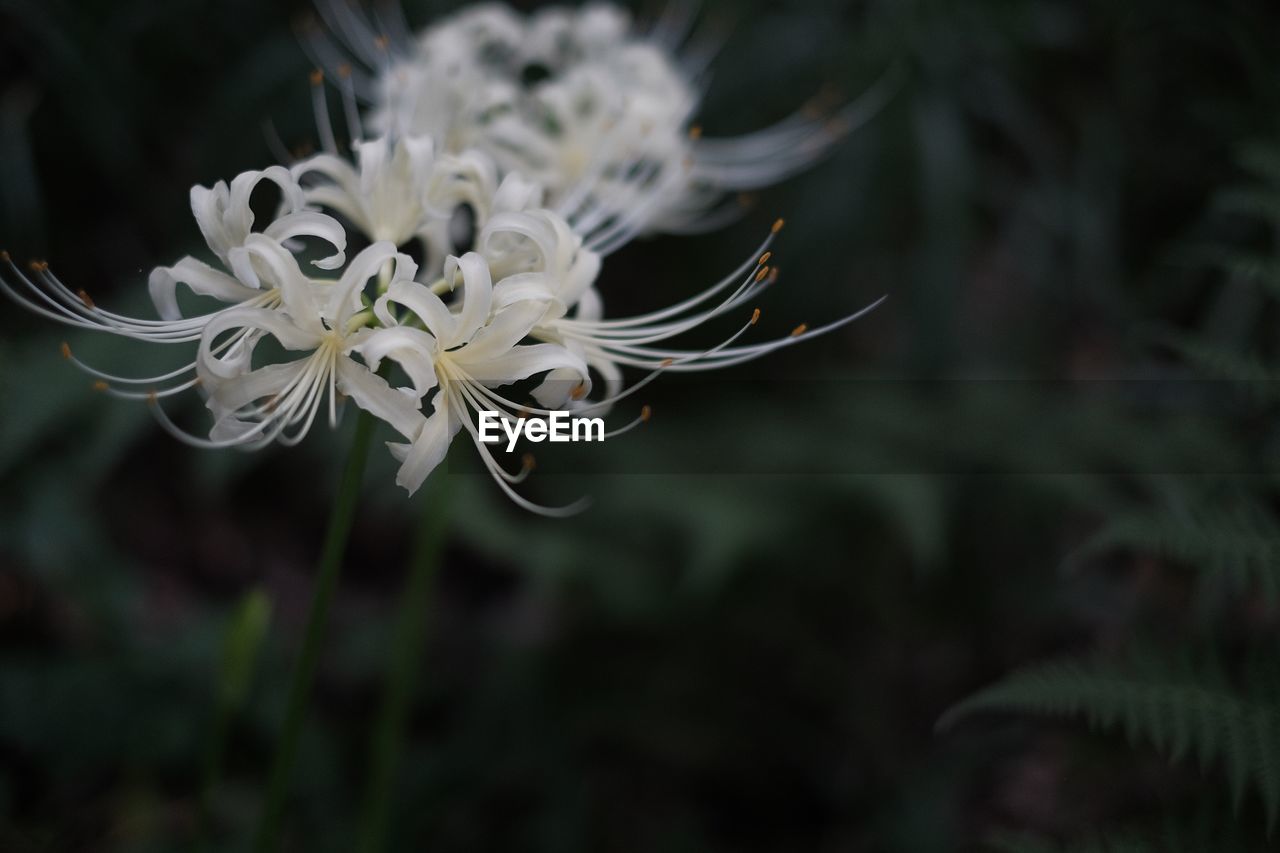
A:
[[2, 0, 1280, 850]]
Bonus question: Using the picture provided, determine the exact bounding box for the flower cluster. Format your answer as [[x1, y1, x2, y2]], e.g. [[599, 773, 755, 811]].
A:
[[2, 1, 884, 514], [307, 1, 897, 249]]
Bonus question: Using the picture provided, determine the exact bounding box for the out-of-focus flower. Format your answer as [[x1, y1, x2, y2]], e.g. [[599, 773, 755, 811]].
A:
[[305, 1, 894, 251]]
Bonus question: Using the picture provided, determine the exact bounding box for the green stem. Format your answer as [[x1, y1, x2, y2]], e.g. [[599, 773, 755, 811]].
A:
[[356, 472, 450, 853], [253, 408, 379, 853]]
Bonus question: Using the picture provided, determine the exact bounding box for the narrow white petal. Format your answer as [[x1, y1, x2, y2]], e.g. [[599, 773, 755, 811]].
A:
[[335, 355, 425, 441]]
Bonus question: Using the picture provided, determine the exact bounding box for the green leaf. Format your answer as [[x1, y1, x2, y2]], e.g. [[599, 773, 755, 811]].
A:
[[940, 653, 1280, 831], [218, 588, 272, 710]]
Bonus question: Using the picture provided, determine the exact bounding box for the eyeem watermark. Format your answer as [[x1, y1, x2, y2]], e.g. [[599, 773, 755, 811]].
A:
[[479, 410, 605, 452]]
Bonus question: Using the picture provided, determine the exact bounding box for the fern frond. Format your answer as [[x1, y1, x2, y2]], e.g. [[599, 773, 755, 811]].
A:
[[1212, 187, 1280, 225], [939, 655, 1280, 829], [1181, 245, 1280, 299], [1237, 142, 1280, 187], [1076, 502, 1280, 605], [1157, 334, 1280, 402]]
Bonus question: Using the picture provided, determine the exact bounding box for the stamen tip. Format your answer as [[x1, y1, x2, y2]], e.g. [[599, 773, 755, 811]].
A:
[[660, 357, 674, 368], [309, 68, 324, 86], [59, 342, 71, 360], [570, 382, 588, 400], [0, 250, 9, 262], [771, 218, 785, 234], [77, 289, 95, 310], [146, 389, 158, 405], [688, 124, 702, 140], [755, 266, 769, 283], [374, 34, 390, 50], [759, 251, 772, 265], [92, 380, 109, 393], [640, 404, 652, 423], [790, 323, 808, 337], [336, 63, 352, 79], [522, 452, 536, 471], [750, 308, 761, 325]]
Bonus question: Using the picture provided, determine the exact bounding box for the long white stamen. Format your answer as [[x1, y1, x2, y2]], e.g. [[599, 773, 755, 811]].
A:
[[1, 256, 273, 343], [337, 64, 364, 145], [310, 70, 340, 155], [595, 296, 887, 372], [567, 228, 776, 331], [150, 396, 283, 450], [445, 378, 589, 517], [316, 0, 383, 67], [602, 405, 650, 439]]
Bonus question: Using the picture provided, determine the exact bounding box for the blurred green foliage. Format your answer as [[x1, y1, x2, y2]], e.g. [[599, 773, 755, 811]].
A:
[[1, 0, 1280, 851]]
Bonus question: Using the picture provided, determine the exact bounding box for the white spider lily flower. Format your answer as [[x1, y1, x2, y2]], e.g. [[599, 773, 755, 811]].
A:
[[1, 167, 347, 398], [181, 165, 347, 295], [292, 134, 440, 246], [291, 131, 549, 283], [155, 239, 425, 451], [481, 206, 600, 311], [523, 4, 630, 63], [306, 1, 892, 248], [519, 219, 887, 411], [376, 55, 518, 157], [356, 252, 591, 513]]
